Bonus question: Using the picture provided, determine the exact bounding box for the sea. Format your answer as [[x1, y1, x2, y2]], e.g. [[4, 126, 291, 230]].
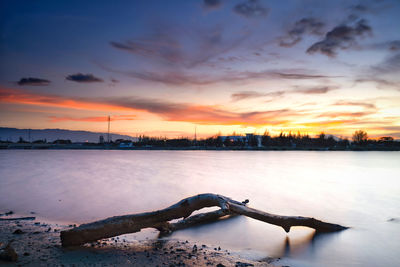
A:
[[0, 150, 399, 266]]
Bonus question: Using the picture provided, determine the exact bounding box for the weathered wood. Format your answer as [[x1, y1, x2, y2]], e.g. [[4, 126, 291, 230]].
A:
[[228, 203, 347, 233], [157, 209, 234, 237], [60, 193, 348, 247]]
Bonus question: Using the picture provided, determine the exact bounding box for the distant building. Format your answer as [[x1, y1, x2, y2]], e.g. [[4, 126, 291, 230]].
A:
[[119, 141, 134, 148]]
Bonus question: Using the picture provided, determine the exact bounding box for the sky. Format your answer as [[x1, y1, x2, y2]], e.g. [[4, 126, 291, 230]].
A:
[[0, 0, 400, 139]]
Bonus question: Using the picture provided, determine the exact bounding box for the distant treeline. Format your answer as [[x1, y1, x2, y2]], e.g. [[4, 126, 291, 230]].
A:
[[2, 130, 399, 151]]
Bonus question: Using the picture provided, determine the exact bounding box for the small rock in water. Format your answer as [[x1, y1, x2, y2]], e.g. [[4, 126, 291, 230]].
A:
[[13, 229, 24, 234], [5, 211, 14, 216], [216, 264, 226, 267]]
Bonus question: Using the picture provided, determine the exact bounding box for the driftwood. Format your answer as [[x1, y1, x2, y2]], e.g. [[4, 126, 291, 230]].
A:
[[61, 193, 348, 247]]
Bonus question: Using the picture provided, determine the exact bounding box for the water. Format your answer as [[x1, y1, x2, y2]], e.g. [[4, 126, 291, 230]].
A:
[[0, 150, 399, 266]]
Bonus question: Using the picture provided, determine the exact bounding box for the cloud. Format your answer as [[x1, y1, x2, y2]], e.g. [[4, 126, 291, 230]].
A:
[[230, 86, 336, 102], [317, 111, 373, 119], [101, 63, 336, 86], [350, 4, 369, 13], [279, 18, 325, 47], [383, 40, 400, 51], [110, 25, 249, 69], [372, 53, 400, 74], [231, 90, 285, 101], [368, 40, 400, 52], [203, 0, 222, 10], [333, 100, 376, 110], [0, 87, 302, 127], [66, 73, 103, 83], [294, 86, 337, 94], [233, 0, 268, 18], [49, 115, 136, 123], [307, 19, 372, 57], [110, 38, 183, 65], [355, 78, 400, 91], [17, 77, 50, 86]]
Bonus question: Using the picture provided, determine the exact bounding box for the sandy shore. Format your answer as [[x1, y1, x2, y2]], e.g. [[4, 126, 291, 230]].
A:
[[0, 215, 280, 266]]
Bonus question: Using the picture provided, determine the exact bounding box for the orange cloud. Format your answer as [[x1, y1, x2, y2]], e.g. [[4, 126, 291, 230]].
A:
[[49, 115, 136, 123], [0, 87, 300, 126], [0, 87, 133, 112]]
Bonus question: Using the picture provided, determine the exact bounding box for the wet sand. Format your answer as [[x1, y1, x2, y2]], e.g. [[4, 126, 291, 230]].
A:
[[0, 215, 279, 266]]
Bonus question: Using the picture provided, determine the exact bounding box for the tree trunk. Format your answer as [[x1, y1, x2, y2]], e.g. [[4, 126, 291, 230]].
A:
[[61, 193, 347, 247]]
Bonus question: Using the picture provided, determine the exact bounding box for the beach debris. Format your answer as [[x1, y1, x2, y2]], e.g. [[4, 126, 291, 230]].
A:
[[0, 241, 18, 262], [60, 193, 348, 247]]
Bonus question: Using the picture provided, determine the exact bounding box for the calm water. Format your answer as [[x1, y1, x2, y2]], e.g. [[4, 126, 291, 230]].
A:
[[0, 150, 399, 266]]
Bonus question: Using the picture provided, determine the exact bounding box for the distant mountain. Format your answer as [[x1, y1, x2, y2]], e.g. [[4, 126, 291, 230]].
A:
[[0, 127, 137, 143]]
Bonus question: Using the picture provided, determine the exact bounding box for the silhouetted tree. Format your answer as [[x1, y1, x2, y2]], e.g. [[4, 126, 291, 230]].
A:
[[352, 130, 368, 144]]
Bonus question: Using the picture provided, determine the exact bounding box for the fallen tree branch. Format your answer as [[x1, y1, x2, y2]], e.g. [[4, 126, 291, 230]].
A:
[[61, 193, 348, 247]]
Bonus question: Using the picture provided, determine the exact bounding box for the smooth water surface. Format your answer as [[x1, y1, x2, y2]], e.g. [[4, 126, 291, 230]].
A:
[[0, 150, 399, 266]]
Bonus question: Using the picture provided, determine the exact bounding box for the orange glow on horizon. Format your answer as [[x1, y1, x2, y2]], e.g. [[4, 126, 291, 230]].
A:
[[1, 86, 399, 139]]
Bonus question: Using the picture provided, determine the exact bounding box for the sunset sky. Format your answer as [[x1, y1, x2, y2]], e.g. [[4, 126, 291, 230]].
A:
[[1, 0, 399, 138]]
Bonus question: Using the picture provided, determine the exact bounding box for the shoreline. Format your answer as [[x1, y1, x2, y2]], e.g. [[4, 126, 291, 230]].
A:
[[0, 214, 279, 266], [1, 144, 399, 151]]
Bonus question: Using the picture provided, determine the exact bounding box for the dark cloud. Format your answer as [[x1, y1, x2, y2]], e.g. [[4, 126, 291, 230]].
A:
[[273, 73, 333, 80], [66, 73, 103, 83], [203, 0, 222, 10], [233, 0, 268, 18], [111, 78, 119, 83], [231, 90, 284, 101], [279, 18, 325, 47], [17, 77, 50, 86], [307, 19, 372, 57], [294, 86, 337, 94]]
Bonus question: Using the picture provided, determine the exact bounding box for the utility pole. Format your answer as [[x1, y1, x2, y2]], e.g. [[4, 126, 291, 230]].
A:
[[107, 115, 111, 143], [194, 125, 197, 145]]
